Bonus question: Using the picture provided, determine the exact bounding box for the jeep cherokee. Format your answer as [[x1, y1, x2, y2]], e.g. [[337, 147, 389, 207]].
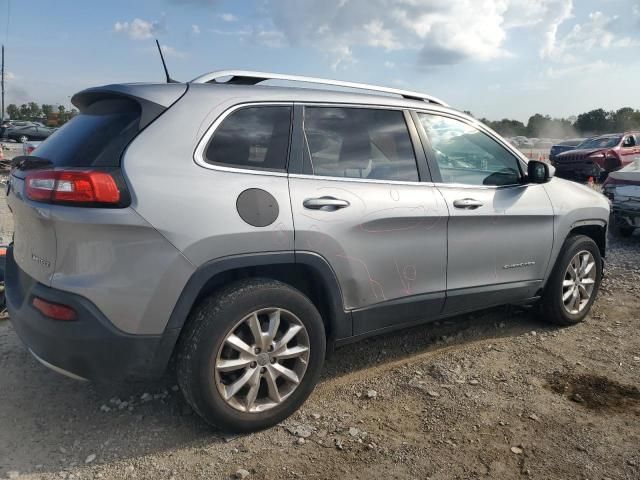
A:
[[6, 71, 610, 432]]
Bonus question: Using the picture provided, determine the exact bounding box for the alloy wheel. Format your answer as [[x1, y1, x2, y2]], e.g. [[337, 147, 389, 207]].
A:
[[562, 250, 597, 315], [214, 308, 310, 413]]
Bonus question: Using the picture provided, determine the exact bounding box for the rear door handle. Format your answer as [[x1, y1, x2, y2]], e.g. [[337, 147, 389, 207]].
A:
[[303, 196, 350, 211], [453, 198, 483, 209]]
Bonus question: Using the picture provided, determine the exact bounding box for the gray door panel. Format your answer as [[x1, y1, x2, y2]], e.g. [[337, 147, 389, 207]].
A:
[[437, 183, 554, 312], [289, 177, 448, 311]]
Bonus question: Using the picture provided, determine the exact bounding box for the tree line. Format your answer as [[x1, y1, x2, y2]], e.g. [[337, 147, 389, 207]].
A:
[[475, 107, 640, 139], [5, 102, 78, 126]]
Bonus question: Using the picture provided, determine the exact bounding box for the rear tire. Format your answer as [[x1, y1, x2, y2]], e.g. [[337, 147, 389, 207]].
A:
[[18, 135, 29, 144], [541, 235, 602, 326], [176, 278, 326, 433]]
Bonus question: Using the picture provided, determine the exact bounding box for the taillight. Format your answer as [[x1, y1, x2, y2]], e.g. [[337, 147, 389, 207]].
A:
[[25, 169, 121, 205], [26, 146, 36, 155], [32, 297, 77, 321]]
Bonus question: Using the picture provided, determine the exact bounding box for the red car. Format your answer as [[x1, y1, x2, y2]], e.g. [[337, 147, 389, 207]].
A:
[[552, 132, 640, 181]]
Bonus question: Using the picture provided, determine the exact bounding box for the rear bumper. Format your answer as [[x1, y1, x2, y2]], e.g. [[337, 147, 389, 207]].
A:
[[5, 246, 179, 381]]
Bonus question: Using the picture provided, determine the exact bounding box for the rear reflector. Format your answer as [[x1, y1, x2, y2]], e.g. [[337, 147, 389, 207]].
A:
[[32, 297, 77, 321], [25, 169, 121, 205]]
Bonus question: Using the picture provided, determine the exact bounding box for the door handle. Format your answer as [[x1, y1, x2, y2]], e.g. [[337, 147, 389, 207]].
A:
[[303, 196, 350, 211], [453, 198, 483, 209]]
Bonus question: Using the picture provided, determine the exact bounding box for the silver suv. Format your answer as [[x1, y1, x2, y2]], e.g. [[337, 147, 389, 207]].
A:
[[6, 71, 609, 432]]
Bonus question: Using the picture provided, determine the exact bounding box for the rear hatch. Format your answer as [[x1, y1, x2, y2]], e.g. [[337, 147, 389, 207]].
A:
[[7, 84, 187, 286]]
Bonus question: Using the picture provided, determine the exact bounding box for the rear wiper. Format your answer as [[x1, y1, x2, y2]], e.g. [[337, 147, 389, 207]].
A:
[[11, 155, 54, 171]]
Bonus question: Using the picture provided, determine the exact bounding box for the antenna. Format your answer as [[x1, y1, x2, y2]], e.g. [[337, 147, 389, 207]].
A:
[[155, 39, 177, 83]]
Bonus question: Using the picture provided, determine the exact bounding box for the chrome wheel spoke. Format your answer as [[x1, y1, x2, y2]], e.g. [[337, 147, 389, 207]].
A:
[[247, 312, 264, 349], [562, 287, 574, 302], [224, 367, 255, 400], [266, 310, 281, 344], [265, 368, 282, 403], [217, 357, 253, 372], [562, 279, 574, 288], [226, 334, 255, 356], [271, 363, 300, 384], [244, 370, 261, 411], [274, 324, 303, 353], [277, 345, 309, 360], [581, 277, 595, 285]]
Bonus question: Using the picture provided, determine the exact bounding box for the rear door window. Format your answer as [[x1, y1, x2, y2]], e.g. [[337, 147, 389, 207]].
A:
[[33, 98, 142, 167], [302, 107, 419, 182], [204, 106, 292, 171]]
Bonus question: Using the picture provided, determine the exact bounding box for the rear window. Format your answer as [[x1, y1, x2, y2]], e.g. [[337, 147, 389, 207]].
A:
[[204, 106, 292, 171], [34, 98, 142, 167]]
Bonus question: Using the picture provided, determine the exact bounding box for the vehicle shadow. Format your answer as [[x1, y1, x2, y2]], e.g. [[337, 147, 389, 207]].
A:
[[0, 305, 556, 477]]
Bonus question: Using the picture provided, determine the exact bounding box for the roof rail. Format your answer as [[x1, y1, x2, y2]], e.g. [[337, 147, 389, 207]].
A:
[[190, 70, 449, 106]]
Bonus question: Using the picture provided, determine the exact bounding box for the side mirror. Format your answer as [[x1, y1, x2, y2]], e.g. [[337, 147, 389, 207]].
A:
[[527, 160, 553, 184]]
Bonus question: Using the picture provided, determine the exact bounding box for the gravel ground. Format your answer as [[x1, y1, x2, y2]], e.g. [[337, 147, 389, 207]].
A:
[[0, 163, 638, 479]]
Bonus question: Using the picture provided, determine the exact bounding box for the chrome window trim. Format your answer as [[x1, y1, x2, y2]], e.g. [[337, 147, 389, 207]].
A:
[[193, 101, 293, 178], [288, 173, 434, 187]]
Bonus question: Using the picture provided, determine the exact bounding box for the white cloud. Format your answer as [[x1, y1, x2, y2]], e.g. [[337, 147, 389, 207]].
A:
[[262, 0, 556, 68], [192, 24, 201, 35], [220, 13, 238, 22], [159, 44, 187, 58], [543, 10, 638, 62], [544, 60, 610, 79], [114, 18, 164, 40]]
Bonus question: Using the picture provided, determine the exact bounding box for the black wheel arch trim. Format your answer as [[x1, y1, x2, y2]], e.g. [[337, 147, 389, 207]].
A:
[[164, 250, 351, 339]]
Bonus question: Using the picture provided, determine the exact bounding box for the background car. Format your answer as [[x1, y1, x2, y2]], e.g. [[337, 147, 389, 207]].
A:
[[5, 124, 56, 143], [549, 138, 585, 162], [552, 132, 640, 181], [603, 161, 640, 237]]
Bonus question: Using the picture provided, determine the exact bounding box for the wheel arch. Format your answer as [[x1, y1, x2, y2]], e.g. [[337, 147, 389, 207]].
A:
[[164, 251, 350, 349], [568, 221, 607, 258]]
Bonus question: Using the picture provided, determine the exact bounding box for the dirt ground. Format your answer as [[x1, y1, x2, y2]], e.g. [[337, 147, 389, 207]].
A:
[[0, 153, 639, 479]]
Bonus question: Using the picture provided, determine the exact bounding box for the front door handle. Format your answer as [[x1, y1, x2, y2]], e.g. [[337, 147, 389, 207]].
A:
[[453, 198, 483, 209], [303, 196, 350, 211]]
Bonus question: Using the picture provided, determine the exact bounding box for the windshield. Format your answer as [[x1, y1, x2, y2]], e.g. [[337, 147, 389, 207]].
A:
[[577, 136, 621, 149]]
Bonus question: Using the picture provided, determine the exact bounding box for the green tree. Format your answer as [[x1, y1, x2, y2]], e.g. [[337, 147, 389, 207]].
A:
[[28, 102, 42, 118], [41, 104, 54, 117], [19, 104, 30, 119], [57, 105, 66, 116], [612, 107, 638, 131], [6, 104, 19, 119], [575, 109, 610, 134]]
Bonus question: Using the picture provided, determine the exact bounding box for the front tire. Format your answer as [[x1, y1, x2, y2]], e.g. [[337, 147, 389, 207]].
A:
[[18, 135, 29, 143], [177, 278, 326, 433], [541, 235, 602, 325]]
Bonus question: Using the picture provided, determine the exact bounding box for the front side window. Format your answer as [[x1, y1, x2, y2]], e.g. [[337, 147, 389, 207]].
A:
[[303, 107, 419, 182], [418, 113, 522, 186], [622, 135, 636, 148], [205, 106, 292, 171]]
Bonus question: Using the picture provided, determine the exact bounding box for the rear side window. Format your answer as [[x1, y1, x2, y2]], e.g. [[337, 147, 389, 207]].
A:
[[204, 106, 292, 171], [303, 107, 419, 182], [34, 98, 142, 167]]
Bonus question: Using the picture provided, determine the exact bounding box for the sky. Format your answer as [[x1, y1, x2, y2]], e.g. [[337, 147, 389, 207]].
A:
[[1, 0, 639, 122]]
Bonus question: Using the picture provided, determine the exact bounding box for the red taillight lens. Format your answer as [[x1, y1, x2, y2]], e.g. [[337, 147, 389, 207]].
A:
[[26, 146, 36, 155], [32, 297, 77, 321], [25, 170, 121, 205]]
